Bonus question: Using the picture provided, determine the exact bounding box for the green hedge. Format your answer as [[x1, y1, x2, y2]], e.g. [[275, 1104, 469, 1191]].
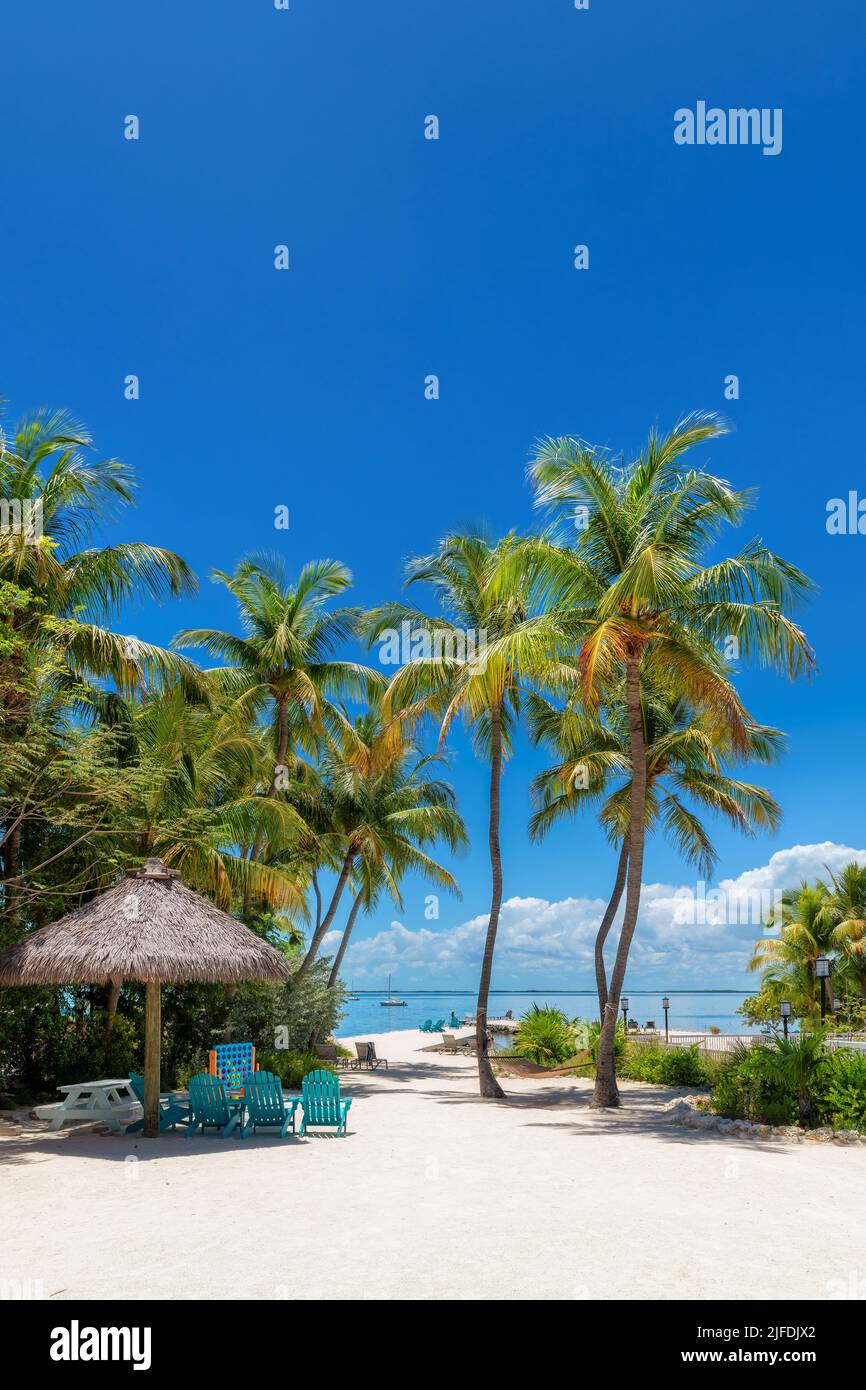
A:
[[619, 1042, 712, 1087], [709, 1043, 866, 1131]]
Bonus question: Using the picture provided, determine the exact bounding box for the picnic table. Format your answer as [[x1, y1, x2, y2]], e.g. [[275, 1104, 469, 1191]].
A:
[[34, 1078, 141, 1133]]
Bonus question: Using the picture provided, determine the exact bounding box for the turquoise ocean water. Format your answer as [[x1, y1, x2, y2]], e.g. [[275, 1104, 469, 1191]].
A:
[[336, 990, 752, 1039]]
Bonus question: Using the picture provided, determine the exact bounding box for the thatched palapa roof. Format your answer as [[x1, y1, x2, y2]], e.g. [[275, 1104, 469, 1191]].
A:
[[0, 858, 294, 986]]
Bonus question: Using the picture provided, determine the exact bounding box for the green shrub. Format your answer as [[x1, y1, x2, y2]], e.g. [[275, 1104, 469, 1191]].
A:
[[710, 1044, 798, 1126], [255, 1049, 335, 1090], [815, 1050, 866, 1132], [619, 1043, 710, 1087], [574, 1016, 626, 1066], [513, 1004, 576, 1067]]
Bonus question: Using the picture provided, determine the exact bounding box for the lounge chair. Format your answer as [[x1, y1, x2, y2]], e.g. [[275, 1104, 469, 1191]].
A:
[[240, 1070, 301, 1139], [441, 1033, 468, 1053], [298, 1069, 352, 1137], [314, 1042, 350, 1070], [186, 1073, 242, 1137], [125, 1072, 190, 1134], [354, 1041, 388, 1070]]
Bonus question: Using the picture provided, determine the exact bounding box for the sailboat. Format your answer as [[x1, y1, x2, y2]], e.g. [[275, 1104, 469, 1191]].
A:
[[346, 981, 359, 1001], [379, 973, 407, 1007]]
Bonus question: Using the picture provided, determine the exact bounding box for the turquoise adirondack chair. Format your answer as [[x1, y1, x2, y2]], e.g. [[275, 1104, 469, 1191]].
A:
[[419, 1019, 433, 1032], [186, 1073, 242, 1137], [240, 1070, 301, 1139], [431, 1018, 446, 1032], [126, 1073, 190, 1133], [299, 1070, 352, 1137]]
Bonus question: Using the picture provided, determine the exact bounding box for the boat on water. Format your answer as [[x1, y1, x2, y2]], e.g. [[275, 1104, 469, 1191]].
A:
[[379, 973, 407, 1007]]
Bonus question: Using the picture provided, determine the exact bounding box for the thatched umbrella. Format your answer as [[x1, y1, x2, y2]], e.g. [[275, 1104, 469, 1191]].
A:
[[0, 858, 293, 1137]]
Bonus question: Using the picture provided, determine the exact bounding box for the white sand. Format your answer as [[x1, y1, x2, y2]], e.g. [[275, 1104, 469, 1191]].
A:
[[1, 1027, 863, 1301]]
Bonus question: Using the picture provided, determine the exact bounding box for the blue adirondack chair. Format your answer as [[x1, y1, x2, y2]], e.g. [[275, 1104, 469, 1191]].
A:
[[431, 1018, 446, 1032], [240, 1070, 301, 1139], [419, 1019, 433, 1032], [186, 1073, 242, 1137], [125, 1073, 191, 1134], [299, 1069, 352, 1137]]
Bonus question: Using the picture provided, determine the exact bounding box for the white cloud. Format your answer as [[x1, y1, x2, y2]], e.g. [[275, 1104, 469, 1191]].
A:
[[329, 842, 866, 989]]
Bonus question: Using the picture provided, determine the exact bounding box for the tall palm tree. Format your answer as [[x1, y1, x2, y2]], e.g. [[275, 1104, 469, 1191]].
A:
[[295, 708, 467, 978], [0, 409, 200, 928], [0, 409, 198, 692], [365, 532, 579, 1096], [526, 414, 815, 1105], [174, 554, 384, 916], [528, 687, 783, 1036]]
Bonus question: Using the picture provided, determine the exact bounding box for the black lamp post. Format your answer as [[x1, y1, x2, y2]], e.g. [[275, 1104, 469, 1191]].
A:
[[815, 957, 830, 1022], [621, 996, 629, 1032], [780, 999, 791, 1041], [662, 996, 670, 1043]]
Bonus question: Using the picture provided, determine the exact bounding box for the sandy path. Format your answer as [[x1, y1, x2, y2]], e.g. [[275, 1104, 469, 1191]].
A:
[[1, 1028, 862, 1301]]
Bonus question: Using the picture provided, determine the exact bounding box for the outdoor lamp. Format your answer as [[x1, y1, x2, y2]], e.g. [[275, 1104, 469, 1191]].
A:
[[780, 999, 791, 1040], [621, 996, 629, 1031], [662, 996, 670, 1043], [815, 957, 830, 1021]]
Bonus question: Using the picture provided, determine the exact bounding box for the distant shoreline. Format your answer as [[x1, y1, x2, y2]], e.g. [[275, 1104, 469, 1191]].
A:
[[347, 988, 748, 996]]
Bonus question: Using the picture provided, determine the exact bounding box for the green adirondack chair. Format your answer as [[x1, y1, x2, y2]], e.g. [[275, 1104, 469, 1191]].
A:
[[299, 1069, 352, 1137], [240, 1070, 301, 1139], [126, 1073, 190, 1134], [186, 1073, 242, 1137]]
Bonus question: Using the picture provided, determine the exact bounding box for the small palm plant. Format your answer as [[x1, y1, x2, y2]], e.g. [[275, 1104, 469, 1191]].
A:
[[513, 1004, 576, 1067], [769, 1031, 827, 1127]]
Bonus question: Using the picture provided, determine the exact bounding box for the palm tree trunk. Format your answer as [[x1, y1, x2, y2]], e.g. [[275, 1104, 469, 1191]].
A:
[[328, 890, 364, 988], [244, 696, 290, 918], [593, 659, 648, 1108], [594, 839, 629, 1019], [104, 979, 122, 1038], [476, 705, 506, 1099], [296, 851, 354, 977]]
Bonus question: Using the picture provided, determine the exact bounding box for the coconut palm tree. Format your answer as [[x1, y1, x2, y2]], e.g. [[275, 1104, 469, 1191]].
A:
[[295, 708, 467, 978], [364, 532, 580, 1096], [525, 413, 815, 1105], [819, 862, 866, 995], [174, 554, 385, 916], [0, 409, 199, 693], [748, 878, 851, 1023], [528, 686, 783, 1035]]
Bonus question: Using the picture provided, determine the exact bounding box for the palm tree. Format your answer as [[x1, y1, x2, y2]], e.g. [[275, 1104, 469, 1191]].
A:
[[819, 862, 866, 996], [174, 554, 384, 916], [770, 1031, 826, 1127], [0, 409, 200, 928], [528, 686, 783, 1036], [748, 879, 843, 1022], [295, 708, 467, 978], [526, 413, 815, 1105], [365, 532, 579, 1097], [0, 409, 198, 692]]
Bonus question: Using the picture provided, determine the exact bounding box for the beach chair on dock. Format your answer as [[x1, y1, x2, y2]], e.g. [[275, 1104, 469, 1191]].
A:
[[299, 1070, 352, 1137], [240, 1070, 301, 1139], [186, 1074, 242, 1137], [354, 1041, 388, 1070]]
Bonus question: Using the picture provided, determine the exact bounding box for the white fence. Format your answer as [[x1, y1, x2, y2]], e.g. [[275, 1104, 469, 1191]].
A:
[[633, 1030, 866, 1055]]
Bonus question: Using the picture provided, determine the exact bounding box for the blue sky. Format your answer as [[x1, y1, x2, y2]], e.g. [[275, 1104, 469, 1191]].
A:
[[2, 1, 865, 988]]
